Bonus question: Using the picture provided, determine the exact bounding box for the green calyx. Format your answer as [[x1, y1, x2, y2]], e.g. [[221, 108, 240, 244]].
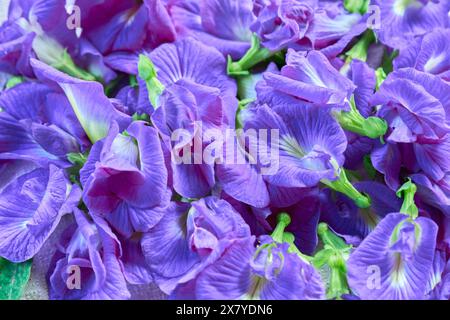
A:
[[227, 34, 273, 77], [397, 179, 419, 219], [322, 169, 372, 209], [336, 96, 387, 139], [53, 50, 97, 82], [138, 54, 165, 108], [271, 213, 291, 243], [313, 223, 351, 300], [344, 0, 370, 14]]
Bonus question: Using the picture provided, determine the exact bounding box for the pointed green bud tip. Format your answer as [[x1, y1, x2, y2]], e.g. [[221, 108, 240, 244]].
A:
[[363, 117, 388, 139], [138, 54, 158, 81]]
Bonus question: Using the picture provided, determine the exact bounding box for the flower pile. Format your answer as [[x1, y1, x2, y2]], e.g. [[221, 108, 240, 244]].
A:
[[0, 0, 449, 300]]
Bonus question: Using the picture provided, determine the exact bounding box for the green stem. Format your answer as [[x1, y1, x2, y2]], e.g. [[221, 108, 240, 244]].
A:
[[322, 169, 372, 209], [271, 213, 291, 243], [227, 34, 274, 76]]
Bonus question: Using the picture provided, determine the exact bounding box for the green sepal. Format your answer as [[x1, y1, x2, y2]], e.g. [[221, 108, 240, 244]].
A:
[[397, 178, 419, 219], [138, 54, 165, 108]]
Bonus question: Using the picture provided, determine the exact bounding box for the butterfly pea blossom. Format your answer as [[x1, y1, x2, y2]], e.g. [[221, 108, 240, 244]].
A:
[[347, 181, 439, 299], [141, 197, 251, 294], [394, 28, 450, 81], [0, 165, 81, 262], [371, 68, 450, 190], [168, 0, 255, 59], [372, 0, 450, 49], [81, 121, 170, 238], [48, 208, 130, 300], [257, 49, 387, 139], [171, 213, 325, 300], [243, 103, 371, 208]]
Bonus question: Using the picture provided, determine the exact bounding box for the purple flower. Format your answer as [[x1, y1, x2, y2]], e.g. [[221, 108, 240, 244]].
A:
[[347, 212, 438, 299], [373, 0, 450, 49], [411, 173, 450, 217], [243, 103, 347, 188], [306, 1, 367, 58], [321, 182, 402, 244], [0, 81, 90, 161], [151, 81, 227, 198], [394, 28, 450, 81], [31, 59, 131, 143], [426, 250, 450, 300], [81, 121, 169, 238], [0, 21, 35, 77], [0, 165, 81, 262], [81, 0, 175, 54], [141, 197, 251, 294], [250, 0, 316, 51], [141, 37, 238, 115], [169, 0, 255, 59], [257, 50, 355, 111], [373, 68, 450, 143], [171, 235, 324, 299], [250, 0, 366, 56], [371, 68, 450, 189], [48, 208, 130, 300]]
